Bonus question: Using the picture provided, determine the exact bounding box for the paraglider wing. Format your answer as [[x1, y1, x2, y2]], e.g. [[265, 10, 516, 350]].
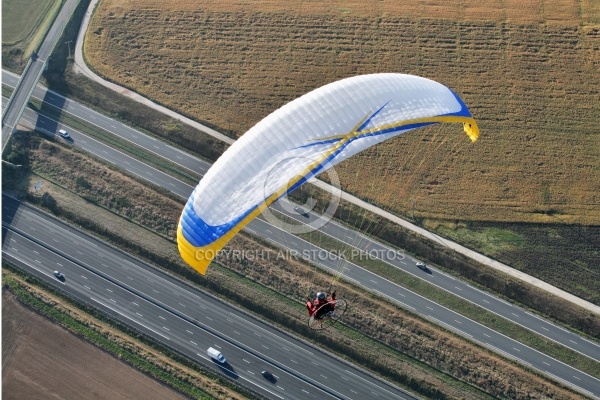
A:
[[178, 73, 479, 274]]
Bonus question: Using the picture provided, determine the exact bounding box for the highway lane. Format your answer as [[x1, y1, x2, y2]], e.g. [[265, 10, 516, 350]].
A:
[[4, 73, 600, 397], [2, 70, 208, 177], [4, 68, 599, 367], [271, 202, 600, 364], [3, 196, 414, 400]]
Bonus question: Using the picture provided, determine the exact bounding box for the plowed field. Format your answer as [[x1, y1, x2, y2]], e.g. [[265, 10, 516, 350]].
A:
[[2, 291, 187, 400]]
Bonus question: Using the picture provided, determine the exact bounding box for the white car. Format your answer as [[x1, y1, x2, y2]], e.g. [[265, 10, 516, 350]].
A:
[[207, 347, 226, 363], [416, 262, 429, 272], [58, 129, 70, 138]]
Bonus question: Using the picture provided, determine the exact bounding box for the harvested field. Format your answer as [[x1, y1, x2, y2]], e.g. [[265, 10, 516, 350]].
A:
[[1, 290, 188, 400], [84, 0, 600, 226]]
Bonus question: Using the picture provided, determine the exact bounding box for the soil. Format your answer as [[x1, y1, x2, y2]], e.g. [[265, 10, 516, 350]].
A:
[[1, 290, 189, 400]]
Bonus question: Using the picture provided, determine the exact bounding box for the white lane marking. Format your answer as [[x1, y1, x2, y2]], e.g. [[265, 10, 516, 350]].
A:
[[186, 330, 193, 334], [106, 288, 112, 292], [91, 298, 169, 341], [233, 331, 240, 335], [243, 359, 251, 364], [81, 275, 87, 279], [159, 315, 165, 320], [163, 326, 170, 331], [132, 302, 139, 306], [84, 285, 91, 290]]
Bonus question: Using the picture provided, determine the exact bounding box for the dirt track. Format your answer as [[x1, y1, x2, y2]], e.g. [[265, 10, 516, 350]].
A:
[[2, 291, 188, 400]]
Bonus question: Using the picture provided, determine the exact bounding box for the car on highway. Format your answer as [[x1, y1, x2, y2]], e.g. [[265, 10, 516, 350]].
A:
[[53, 270, 65, 281], [58, 129, 70, 139], [294, 206, 309, 218], [261, 370, 277, 382], [416, 262, 430, 272], [207, 347, 226, 363]]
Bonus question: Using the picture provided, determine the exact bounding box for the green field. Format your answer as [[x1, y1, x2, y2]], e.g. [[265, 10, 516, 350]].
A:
[[1, 0, 62, 67]]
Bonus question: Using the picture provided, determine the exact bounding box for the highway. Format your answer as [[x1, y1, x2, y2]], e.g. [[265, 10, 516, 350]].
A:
[[1, 0, 79, 150], [2, 196, 415, 400], [3, 71, 600, 398]]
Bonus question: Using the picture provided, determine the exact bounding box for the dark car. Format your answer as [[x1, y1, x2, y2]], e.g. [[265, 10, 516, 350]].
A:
[[294, 206, 309, 218], [261, 370, 276, 382], [54, 270, 65, 281]]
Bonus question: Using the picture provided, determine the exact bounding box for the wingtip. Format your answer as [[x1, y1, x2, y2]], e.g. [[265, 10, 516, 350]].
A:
[[463, 120, 479, 142]]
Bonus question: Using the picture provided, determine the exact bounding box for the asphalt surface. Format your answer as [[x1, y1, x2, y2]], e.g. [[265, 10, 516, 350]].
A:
[[2, 71, 600, 398], [1, 0, 79, 150], [2, 196, 416, 400]]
